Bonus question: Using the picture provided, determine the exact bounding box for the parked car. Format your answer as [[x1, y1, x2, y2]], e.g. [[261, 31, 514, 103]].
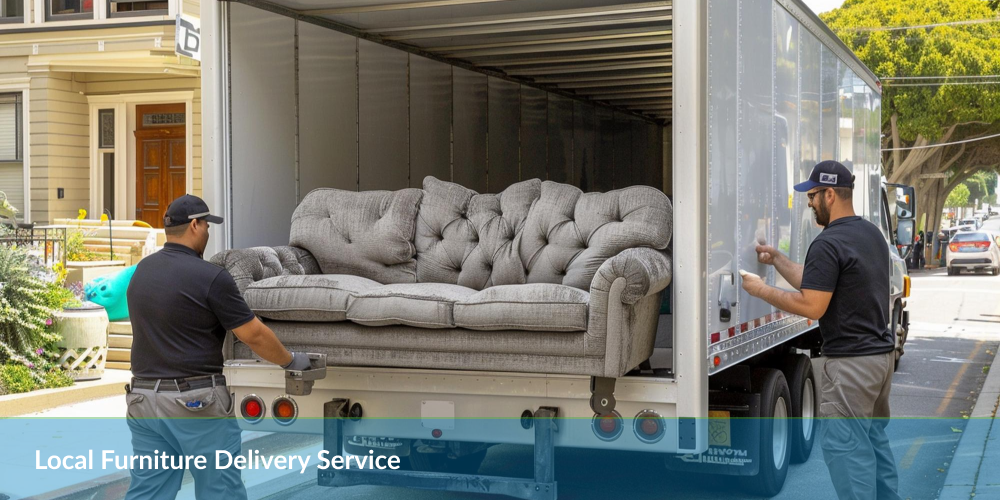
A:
[[947, 231, 1000, 276], [959, 218, 982, 230]]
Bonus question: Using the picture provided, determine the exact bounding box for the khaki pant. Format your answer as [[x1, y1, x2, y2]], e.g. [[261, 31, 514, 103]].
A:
[[819, 351, 902, 500]]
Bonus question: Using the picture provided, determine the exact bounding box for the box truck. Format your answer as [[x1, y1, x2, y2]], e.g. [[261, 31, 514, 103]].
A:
[[199, 0, 915, 496]]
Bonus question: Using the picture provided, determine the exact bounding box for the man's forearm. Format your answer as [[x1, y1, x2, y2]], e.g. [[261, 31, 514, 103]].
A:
[[773, 254, 804, 290], [754, 284, 819, 320], [245, 335, 293, 367]]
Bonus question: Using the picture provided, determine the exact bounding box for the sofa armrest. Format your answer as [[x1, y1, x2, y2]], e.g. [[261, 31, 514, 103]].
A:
[[591, 247, 673, 305], [588, 247, 672, 377], [209, 245, 320, 293]]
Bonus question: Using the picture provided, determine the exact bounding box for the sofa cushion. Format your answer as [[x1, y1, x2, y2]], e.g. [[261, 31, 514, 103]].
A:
[[290, 188, 423, 284], [347, 283, 477, 329], [519, 181, 672, 290], [454, 284, 589, 332], [415, 176, 541, 290], [245, 274, 380, 322]]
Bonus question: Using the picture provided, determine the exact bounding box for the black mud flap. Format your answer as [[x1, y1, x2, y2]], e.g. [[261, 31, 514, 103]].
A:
[[665, 392, 761, 476]]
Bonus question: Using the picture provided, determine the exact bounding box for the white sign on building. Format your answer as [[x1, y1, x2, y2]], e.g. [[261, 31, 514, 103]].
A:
[[175, 15, 202, 62]]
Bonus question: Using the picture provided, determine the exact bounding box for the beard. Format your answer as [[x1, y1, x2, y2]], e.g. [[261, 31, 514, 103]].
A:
[[812, 197, 831, 227]]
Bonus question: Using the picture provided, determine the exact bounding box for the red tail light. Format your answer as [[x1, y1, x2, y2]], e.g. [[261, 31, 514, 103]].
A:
[[952, 241, 990, 252], [634, 410, 665, 443], [240, 395, 265, 423], [592, 411, 623, 441]]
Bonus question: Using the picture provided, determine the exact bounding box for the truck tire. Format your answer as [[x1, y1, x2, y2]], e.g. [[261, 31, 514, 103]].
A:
[[892, 306, 904, 372], [780, 354, 816, 464], [740, 368, 791, 497], [407, 448, 487, 475], [947, 266, 957, 276]]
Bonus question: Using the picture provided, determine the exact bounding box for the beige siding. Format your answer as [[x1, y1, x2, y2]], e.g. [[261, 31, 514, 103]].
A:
[[183, 0, 200, 19], [30, 72, 89, 223], [0, 162, 25, 218]]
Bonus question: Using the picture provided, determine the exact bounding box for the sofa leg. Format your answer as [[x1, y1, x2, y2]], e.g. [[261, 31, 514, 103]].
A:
[[589, 377, 617, 416]]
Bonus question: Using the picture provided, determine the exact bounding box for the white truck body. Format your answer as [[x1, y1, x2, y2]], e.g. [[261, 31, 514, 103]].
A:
[[200, 0, 911, 493]]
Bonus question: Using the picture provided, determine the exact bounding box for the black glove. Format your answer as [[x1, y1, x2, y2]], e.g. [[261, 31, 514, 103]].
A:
[[281, 352, 313, 371]]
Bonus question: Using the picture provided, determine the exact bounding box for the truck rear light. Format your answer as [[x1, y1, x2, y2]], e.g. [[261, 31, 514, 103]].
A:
[[272, 397, 298, 425], [634, 410, 665, 443], [592, 411, 623, 441], [241, 395, 265, 423], [710, 332, 720, 344]]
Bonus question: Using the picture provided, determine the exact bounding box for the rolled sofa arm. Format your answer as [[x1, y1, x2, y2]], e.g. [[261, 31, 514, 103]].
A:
[[591, 247, 673, 305], [588, 247, 673, 377], [209, 245, 321, 293]]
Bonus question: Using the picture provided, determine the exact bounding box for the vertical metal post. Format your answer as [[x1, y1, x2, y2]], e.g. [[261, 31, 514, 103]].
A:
[[321, 398, 349, 484], [533, 407, 556, 493]]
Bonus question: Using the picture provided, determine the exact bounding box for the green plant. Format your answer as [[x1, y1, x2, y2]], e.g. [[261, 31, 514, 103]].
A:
[[66, 229, 101, 262], [0, 245, 61, 365], [0, 363, 36, 394], [41, 369, 74, 389]]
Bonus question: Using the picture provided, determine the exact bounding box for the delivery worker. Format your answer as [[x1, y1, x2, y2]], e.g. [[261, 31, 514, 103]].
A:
[[741, 161, 901, 500], [124, 194, 312, 500]]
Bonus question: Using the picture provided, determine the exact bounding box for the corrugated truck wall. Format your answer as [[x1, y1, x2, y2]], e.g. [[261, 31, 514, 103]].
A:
[[228, 3, 665, 248]]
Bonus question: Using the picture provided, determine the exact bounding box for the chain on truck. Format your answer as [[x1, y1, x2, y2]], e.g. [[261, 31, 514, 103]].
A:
[[200, 0, 916, 497]]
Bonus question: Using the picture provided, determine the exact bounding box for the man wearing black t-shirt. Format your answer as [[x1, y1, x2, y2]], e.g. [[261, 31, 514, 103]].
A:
[[742, 161, 901, 500], [124, 195, 312, 500]]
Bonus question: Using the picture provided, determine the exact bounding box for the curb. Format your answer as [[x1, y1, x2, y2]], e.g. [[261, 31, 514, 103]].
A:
[[940, 354, 1000, 500], [0, 370, 131, 418]]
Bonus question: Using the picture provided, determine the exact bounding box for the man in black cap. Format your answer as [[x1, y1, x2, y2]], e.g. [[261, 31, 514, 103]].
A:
[[741, 161, 901, 500], [124, 194, 312, 500]]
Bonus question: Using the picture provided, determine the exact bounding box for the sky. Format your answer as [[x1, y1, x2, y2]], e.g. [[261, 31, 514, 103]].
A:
[[803, 0, 845, 15]]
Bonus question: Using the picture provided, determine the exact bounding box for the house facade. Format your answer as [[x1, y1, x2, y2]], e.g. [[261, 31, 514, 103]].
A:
[[0, 0, 200, 227]]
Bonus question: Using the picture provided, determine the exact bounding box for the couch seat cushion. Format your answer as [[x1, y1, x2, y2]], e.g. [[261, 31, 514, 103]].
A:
[[347, 283, 477, 329], [454, 284, 589, 332], [245, 274, 380, 322]]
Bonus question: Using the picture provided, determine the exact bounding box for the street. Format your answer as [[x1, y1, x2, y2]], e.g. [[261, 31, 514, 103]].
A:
[[256, 218, 1000, 500]]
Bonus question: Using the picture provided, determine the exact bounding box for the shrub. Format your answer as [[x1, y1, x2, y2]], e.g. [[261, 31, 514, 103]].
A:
[[66, 230, 101, 262], [41, 369, 74, 389], [0, 363, 36, 394], [0, 245, 61, 364]]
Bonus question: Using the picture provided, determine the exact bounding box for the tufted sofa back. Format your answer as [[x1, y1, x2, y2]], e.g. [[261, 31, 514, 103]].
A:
[[288, 176, 672, 291]]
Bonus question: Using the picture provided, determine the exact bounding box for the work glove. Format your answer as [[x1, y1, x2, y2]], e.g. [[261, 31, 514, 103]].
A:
[[281, 351, 313, 371]]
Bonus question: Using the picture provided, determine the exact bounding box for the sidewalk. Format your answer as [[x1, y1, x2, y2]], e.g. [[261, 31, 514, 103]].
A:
[[0, 369, 131, 417], [941, 356, 1000, 499]]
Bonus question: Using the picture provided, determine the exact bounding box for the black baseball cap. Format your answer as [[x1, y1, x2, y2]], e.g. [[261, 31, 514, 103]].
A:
[[793, 160, 855, 192], [163, 194, 224, 227]]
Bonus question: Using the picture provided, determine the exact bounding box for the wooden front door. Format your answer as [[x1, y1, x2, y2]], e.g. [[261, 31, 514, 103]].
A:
[[135, 103, 186, 228]]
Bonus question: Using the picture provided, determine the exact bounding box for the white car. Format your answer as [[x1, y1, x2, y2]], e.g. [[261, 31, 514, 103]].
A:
[[958, 218, 982, 230], [947, 231, 1000, 276]]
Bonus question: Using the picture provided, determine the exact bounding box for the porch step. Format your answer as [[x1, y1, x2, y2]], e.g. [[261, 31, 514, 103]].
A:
[[109, 321, 132, 335], [109, 334, 133, 349], [106, 361, 131, 371], [108, 347, 132, 363]]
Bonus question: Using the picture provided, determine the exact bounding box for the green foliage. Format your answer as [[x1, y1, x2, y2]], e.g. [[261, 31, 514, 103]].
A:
[[42, 369, 74, 389], [946, 183, 971, 207], [66, 230, 101, 262], [0, 245, 64, 365], [0, 363, 36, 394], [822, 0, 1000, 141]]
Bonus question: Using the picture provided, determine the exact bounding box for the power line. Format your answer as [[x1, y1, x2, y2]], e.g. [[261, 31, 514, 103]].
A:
[[882, 132, 1000, 151], [881, 75, 1000, 80], [840, 18, 1000, 32]]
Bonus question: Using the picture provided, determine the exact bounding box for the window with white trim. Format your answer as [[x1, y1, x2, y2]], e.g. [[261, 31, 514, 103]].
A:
[[47, 0, 93, 20], [0, 93, 24, 219], [109, 0, 167, 17], [0, 0, 24, 23]]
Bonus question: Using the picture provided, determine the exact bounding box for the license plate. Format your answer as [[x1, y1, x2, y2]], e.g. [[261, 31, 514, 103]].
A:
[[348, 436, 406, 449], [708, 410, 731, 447], [421, 400, 455, 430]]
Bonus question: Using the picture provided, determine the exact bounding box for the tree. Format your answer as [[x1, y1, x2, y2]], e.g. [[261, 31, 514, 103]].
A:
[[945, 183, 970, 209], [822, 0, 1000, 241]]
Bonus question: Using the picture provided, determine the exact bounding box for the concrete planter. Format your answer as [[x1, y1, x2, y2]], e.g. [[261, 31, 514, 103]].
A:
[[64, 261, 126, 286], [50, 303, 110, 381]]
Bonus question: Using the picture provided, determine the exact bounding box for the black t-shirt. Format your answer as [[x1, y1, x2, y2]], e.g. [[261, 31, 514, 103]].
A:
[[127, 243, 255, 379], [800, 216, 893, 357]]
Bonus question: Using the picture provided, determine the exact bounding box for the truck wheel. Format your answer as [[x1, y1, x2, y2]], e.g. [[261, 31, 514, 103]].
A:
[[780, 355, 816, 464], [740, 368, 791, 497], [892, 306, 905, 372], [407, 448, 487, 475], [947, 266, 957, 276]]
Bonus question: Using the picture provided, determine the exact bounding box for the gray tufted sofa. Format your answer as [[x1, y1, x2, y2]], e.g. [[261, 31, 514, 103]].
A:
[[211, 176, 672, 378]]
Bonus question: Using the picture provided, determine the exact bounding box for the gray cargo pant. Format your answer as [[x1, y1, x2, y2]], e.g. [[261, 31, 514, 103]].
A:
[[124, 380, 248, 500], [820, 351, 902, 500]]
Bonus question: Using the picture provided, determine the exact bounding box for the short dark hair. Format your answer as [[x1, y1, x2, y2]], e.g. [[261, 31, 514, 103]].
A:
[[833, 187, 853, 201], [164, 223, 188, 237]]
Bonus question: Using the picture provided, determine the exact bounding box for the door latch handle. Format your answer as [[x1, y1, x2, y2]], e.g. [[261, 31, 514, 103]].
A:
[[718, 272, 736, 323]]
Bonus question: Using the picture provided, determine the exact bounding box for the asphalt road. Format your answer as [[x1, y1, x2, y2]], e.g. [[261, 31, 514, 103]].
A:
[[260, 217, 1000, 500]]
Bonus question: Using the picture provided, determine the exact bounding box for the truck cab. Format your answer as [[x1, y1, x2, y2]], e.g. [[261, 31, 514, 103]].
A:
[[884, 182, 915, 370]]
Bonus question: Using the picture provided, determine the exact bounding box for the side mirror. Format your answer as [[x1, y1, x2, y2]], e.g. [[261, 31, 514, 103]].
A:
[[894, 185, 916, 220], [896, 219, 915, 247]]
